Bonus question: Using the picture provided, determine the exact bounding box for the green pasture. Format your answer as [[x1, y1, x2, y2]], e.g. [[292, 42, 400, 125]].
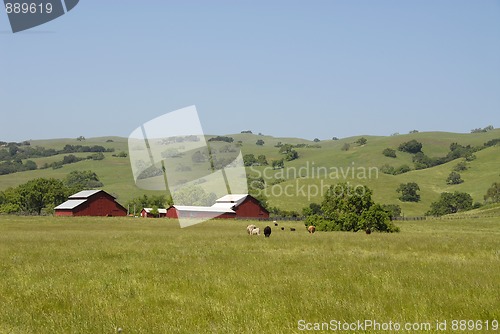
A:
[[0, 216, 498, 333]]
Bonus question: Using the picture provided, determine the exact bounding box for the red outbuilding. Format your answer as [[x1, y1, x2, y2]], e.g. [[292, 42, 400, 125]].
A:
[[140, 208, 167, 218], [166, 194, 269, 219], [54, 190, 127, 217]]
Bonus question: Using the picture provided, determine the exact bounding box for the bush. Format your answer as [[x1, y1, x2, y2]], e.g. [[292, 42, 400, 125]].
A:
[[484, 182, 500, 203], [88, 152, 105, 161], [446, 171, 463, 185], [302, 203, 322, 216], [381, 204, 402, 219], [115, 151, 128, 158], [396, 182, 420, 202], [382, 148, 396, 158], [341, 143, 350, 151], [484, 138, 500, 147], [398, 140, 422, 154], [257, 155, 268, 166], [243, 154, 257, 167], [356, 137, 367, 145], [65, 170, 103, 191], [380, 164, 395, 175], [271, 159, 284, 169], [191, 151, 206, 163], [208, 136, 234, 143], [285, 149, 298, 161], [394, 164, 411, 175], [380, 164, 410, 175], [453, 161, 467, 172]]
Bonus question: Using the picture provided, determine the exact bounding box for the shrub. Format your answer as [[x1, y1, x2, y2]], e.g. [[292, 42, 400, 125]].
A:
[[453, 161, 467, 172], [341, 143, 350, 151], [380, 164, 395, 175], [484, 182, 500, 203], [394, 164, 411, 175], [208, 136, 234, 143], [381, 204, 402, 219], [243, 154, 257, 167], [382, 148, 396, 158], [396, 182, 420, 202], [398, 140, 422, 154], [446, 171, 463, 185], [356, 137, 367, 145]]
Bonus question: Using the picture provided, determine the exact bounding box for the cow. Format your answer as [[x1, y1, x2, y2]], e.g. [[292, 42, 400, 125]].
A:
[[247, 224, 256, 235], [251, 227, 260, 235], [365, 228, 372, 235], [273, 220, 278, 227], [308, 225, 316, 234], [264, 226, 271, 237], [281, 227, 285, 231], [290, 228, 296, 231]]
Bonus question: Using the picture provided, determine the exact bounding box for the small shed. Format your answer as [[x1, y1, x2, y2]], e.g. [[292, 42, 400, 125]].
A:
[[140, 208, 167, 218], [54, 190, 127, 217]]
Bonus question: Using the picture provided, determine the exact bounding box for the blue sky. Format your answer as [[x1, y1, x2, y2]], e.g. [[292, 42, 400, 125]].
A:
[[1, 1, 499, 141]]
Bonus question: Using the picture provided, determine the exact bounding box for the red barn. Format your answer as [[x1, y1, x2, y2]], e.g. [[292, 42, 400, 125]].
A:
[[54, 190, 127, 217], [140, 208, 167, 218], [166, 194, 269, 219]]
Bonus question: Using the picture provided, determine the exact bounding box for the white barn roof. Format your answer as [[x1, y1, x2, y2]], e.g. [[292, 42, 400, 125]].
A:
[[54, 199, 87, 210], [173, 205, 235, 213], [215, 194, 248, 206], [210, 202, 236, 210], [69, 190, 103, 199], [143, 208, 167, 214]]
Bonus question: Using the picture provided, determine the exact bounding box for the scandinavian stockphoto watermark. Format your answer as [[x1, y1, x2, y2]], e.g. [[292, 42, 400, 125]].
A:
[[249, 162, 379, 201], [3, 0, 79, 33], [128, 106, 248, 228]]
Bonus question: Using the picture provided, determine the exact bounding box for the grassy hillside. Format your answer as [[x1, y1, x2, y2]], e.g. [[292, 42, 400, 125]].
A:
[[1, 130, 499, 215]]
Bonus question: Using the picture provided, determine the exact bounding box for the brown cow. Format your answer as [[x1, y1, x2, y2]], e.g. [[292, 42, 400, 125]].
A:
[[308, 225, 316, 234]]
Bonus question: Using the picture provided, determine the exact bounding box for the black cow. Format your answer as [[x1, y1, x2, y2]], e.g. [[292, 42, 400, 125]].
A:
[[264, 226, 272, 237]]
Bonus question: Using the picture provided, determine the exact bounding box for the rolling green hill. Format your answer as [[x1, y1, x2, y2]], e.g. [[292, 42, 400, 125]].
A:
[[1, 130, 499, 216]]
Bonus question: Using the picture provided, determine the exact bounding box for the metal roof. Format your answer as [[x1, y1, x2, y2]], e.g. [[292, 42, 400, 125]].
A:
[[54, 199, 87, 210], [215, 194, 248, 205], [211, 202, 236, 210], [173, 205, 235, 213], [69, 190, 104, 199], [143, 208, 167, 214]]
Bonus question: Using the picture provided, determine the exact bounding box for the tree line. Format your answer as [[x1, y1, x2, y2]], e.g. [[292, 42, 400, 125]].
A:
[[0, 142, 114, 176]]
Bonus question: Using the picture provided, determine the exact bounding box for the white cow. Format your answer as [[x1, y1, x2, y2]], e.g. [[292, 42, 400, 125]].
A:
[[251, 227, 260, 236], [247, 224, 256, 235]]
